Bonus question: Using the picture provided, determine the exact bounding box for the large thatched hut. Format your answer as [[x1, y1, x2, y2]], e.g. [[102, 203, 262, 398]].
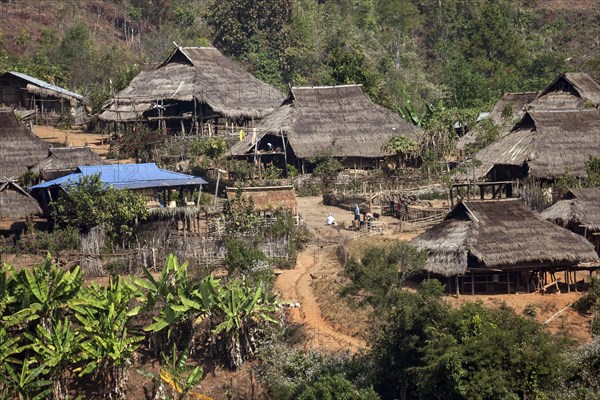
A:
[[459, 109, 600, 183], [99, 46, 284, 134], [541, 188, 600, 254], [228, 85, 421, 172], [411, 199, 599, 295], [0, 109, 49, 179], [225, 186, 299, 217], [0, 71, 87, 125], [31, 147, 106, 180]]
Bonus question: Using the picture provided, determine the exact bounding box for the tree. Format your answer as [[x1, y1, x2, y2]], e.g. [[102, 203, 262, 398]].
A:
[[51, 174, 148, 243], [341, 243, 426, 311], [296, 373, 380, 400]]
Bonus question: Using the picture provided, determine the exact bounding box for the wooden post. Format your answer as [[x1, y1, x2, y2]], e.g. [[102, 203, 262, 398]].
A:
[[574, 270, 577, 293], [567, 269, 571, 293], [471, 272, 475, 295], [506, 271, 510, 294], [213, 170, 221, 207], [455, 275, 460, 297]]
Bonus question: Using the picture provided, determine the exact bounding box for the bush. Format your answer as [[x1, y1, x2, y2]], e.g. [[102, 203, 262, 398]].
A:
[[17, 226, 79, 253], [297, 373, 380, 400]]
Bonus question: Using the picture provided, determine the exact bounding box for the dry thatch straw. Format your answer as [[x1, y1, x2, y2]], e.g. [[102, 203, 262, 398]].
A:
[[531, 72, 600, 109], [458, 109, 600, 181], [229, 84, 422, 159], [456, 91, 538, 151], [225, 185, 299, 215], [30, 147, 106, 180], [0, 180, 42, 220], [411, 199, 599, 277], [541, 188, 600, 231], [0, 109, 49, 179], [99, 46, 284, 121]]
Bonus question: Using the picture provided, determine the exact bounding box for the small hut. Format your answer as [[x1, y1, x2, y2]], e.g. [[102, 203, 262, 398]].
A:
[[459, 109, 600, 182], [31, 147, 106, 180], [225, 186, 299, 218], [0, 180, 43, 234], [0, 109, 49, 179], [228, 85, 422, 172], [411, 199, 599, 295], [541, 188, 600, 254], [99, 46, 284, 134], [0, 71, 87, 125]]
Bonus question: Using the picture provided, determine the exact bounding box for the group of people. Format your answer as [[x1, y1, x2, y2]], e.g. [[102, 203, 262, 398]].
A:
[[325, 203, 379, 227]]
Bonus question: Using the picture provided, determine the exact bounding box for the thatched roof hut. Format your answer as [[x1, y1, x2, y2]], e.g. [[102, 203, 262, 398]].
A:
[[225, 186, 299, 216], [229, 85, 421, 168], [411, 199, 599, 277], [458, 109, 600, 182], [99, 46, 283, 124], [541, 188, 600, 232], [31, 147, 106, 180], [529, 72, 600, 110], [0, 109, 49, 179], [0, 180, 42, 220], [456, 92, 538, 152]]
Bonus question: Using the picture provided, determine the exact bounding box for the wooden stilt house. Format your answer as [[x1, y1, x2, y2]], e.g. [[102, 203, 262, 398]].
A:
[[99, 46, 284, 135], [228, 85, 422, 173], [411, 199, 599, 295]]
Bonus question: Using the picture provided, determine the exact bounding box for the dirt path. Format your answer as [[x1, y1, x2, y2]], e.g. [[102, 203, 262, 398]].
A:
[[274, 196, 370, 353], [275, 244, 365, 353]]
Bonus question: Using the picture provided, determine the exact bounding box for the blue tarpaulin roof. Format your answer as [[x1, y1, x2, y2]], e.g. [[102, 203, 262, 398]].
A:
[[30, 163, 207, 191], [7, 71, 85, 102]]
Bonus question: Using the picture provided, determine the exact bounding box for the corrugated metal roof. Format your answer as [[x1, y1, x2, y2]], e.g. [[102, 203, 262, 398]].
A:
[[6, 71, 84, 101], [30, 163, 207, 190]]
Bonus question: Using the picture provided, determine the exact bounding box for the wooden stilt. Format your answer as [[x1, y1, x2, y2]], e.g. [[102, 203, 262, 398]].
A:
[[567, 269, 571, 293], [471, 272, 475, 295], [455, 275, 460, 297], [574, 270, 578, 293]]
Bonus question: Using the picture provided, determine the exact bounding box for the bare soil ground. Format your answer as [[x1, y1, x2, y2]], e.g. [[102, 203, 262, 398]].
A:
[[34, 125, 111, 157]]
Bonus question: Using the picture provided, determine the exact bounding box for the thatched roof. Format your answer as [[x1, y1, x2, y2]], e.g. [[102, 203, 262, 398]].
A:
[[530, 72, 600, 110], [225, 186, 299, 215], [456, 92, 539, 151], [488, 92, 540, 124], [541, 188, 600, 231], [99, 46, 283, 121], [0, 110, 49, 179], [411, 199, 599, 276], [0, 180, 42, 220], [31, 147, 106, 179], [229, 85, 421, 159], [459, 109, 600, 181]]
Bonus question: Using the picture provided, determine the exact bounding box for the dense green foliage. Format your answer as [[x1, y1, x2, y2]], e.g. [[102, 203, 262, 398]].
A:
[[51, 174, 148, 243], [362, 280, 570, 400], [0, 254, 281, 398]]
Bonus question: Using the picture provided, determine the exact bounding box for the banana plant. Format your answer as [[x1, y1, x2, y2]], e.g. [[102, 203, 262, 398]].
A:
[[0, 358, 52, 400], [135, 254, 198, 354], [25, 318, 81, 400], [71, 277, 143, 400], [211, 279, 281, 369], [14, 255, 83, 330], [139, 343, 213, 400]]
